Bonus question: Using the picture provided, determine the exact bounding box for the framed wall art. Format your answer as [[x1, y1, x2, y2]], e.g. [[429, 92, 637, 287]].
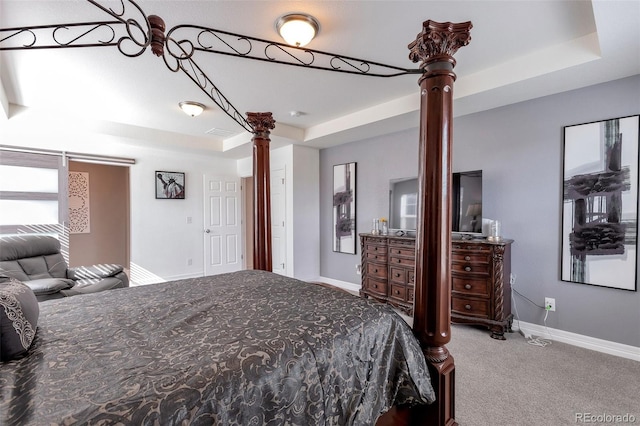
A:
[[333, 162, 357, 254], [156, 171, 185, 199], [561, 114, 639, 291]]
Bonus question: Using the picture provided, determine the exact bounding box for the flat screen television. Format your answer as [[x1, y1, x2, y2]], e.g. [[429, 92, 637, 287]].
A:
[[389, 170, 483, 235]]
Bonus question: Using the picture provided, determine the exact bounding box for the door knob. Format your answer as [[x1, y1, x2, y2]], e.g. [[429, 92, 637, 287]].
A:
[[205, 229, 211, 233]]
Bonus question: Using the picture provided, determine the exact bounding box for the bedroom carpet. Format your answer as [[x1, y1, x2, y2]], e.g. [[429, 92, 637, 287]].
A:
[[428, 322, 638, 425]]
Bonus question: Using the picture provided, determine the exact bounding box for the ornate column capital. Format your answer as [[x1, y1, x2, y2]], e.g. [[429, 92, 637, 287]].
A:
[[408, 20, 472, 67], [247, 112, 276, 136]]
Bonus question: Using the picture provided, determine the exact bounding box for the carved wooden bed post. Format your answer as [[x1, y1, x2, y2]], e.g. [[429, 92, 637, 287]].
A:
[[409, 20, 472, 426], [247, 112, 276, 271]]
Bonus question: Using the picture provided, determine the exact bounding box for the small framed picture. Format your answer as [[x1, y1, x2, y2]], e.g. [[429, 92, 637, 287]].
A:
[[155, 171, 185, 199]]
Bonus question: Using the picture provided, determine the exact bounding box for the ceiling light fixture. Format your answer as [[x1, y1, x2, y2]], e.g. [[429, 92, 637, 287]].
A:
[[276, 13, 319, 47], [179, 101, 205, 117]]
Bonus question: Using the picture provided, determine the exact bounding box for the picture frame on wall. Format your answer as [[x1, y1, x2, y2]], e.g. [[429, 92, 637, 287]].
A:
[[333, 162, 357, 254], [156, 171, 185, 199], [561, 114, 639, 291]]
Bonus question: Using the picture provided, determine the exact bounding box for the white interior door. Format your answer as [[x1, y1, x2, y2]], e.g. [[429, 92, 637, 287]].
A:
[[271, 168, 286, 275], [204, 175, 242, 276]]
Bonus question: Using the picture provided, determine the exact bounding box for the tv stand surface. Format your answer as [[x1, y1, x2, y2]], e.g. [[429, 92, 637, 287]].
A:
[[452, 233, 484, 241], [360, 233, 514, 339]]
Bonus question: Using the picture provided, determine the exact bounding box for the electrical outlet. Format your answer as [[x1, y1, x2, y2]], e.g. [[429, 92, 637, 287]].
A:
[[356, 264, 361, 275], [187, 258, 193, 266], [545, 297, 556, 312]]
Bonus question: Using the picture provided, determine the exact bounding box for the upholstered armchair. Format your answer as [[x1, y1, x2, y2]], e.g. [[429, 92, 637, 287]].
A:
[[0, 235, 128, 302]]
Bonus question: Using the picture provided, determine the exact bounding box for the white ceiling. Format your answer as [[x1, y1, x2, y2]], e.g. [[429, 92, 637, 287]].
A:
[[1, 1, 639, 159]]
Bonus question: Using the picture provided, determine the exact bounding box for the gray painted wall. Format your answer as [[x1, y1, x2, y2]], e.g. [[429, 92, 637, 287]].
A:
[[319, 75, 640, 347]]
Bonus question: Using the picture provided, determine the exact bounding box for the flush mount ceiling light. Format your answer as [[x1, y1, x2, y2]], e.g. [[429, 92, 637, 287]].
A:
[[276, 13, 319, 47], [179, 101, 205, 117]]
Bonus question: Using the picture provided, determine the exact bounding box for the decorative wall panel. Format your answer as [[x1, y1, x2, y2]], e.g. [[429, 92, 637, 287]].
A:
[[69, 171, 90, 234]]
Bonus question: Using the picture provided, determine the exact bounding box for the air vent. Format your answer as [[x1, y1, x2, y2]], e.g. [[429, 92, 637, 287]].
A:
[[205, 127, 237, 137]]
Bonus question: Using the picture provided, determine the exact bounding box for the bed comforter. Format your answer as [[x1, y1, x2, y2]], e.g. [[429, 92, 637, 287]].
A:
[[1, 269, 434, 425]]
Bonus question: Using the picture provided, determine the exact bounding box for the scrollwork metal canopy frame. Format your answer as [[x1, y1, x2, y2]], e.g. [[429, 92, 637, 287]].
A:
[[0, 0, 423, 133]]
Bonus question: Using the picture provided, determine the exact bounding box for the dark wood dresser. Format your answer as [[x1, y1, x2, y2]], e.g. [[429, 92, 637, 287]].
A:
[[360, 233, 514, 339]]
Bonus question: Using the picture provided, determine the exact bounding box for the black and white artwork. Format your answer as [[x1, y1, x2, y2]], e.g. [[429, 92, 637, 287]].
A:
[[561, 115, 639, 291], [156, 171, 185, 199], [333, 162, 356, 254]]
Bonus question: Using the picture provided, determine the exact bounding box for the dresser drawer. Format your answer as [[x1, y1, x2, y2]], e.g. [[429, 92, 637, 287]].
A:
[[366, 263, 387, 280], [451, 243, 491, 253], [390, 267, 407, 285], [364, 236, 387, 246], [366, 279, 387, 296], [389, 256, 415, 267], [366, 252, 387, 262], [451, 252, 490, 264], [388, 245, 415, 258], [407, 288, 414, 303], [451, 261, 490, 275], [389, 284, 407, 302], [451, 296, 490, 318], [366, 244, 387, 262], [452, 276, 490, 297]]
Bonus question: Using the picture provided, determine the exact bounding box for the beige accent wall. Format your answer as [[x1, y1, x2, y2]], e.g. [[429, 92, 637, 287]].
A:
[[68, 161, 129, 269]]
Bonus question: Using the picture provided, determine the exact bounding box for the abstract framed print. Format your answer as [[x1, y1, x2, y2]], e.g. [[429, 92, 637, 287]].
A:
[[561, 115, 639, 291], [333, 162, 356, 254]]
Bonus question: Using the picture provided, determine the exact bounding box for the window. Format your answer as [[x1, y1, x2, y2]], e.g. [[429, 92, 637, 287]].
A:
[[0, 150, 69, 253]]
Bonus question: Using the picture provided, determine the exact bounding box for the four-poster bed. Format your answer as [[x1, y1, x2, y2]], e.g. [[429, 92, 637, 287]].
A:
[[0, 3, 471, 425]]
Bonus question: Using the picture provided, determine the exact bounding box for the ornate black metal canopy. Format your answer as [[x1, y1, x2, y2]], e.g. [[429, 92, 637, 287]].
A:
[[0, 0, 422, 133]]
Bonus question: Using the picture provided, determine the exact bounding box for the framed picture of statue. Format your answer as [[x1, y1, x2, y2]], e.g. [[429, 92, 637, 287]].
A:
[[561, 115, 639, 291], [333, 162, 357, 254], [156, 171, 185, 199]]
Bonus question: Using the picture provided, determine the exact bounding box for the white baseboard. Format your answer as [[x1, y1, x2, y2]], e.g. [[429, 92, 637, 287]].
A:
[[514, 320, 639, 362], [316, 276, 361, 295]]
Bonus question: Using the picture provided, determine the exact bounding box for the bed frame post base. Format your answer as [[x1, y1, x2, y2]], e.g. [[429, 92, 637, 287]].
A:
[[375, 351, 456, 426], [424, 352, 457, 426]]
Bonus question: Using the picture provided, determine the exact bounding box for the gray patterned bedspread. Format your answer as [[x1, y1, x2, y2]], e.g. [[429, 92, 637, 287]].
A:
[[1, 270, 434, 425]]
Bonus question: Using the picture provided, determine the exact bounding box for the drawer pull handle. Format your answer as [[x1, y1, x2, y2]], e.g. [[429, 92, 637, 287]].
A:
[[465, 304, 472, 310], [395, 290, 400, 294], [373, 284, 378, 289], [464, 266, 472, 272], [397, 259, 401, 263], [395, 273, 401, 277], [464, 255, 471, 261], [465, 284, 472, 290]]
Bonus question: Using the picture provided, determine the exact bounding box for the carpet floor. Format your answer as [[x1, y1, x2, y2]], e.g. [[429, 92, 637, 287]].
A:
[[446, 323, 638, 425]]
